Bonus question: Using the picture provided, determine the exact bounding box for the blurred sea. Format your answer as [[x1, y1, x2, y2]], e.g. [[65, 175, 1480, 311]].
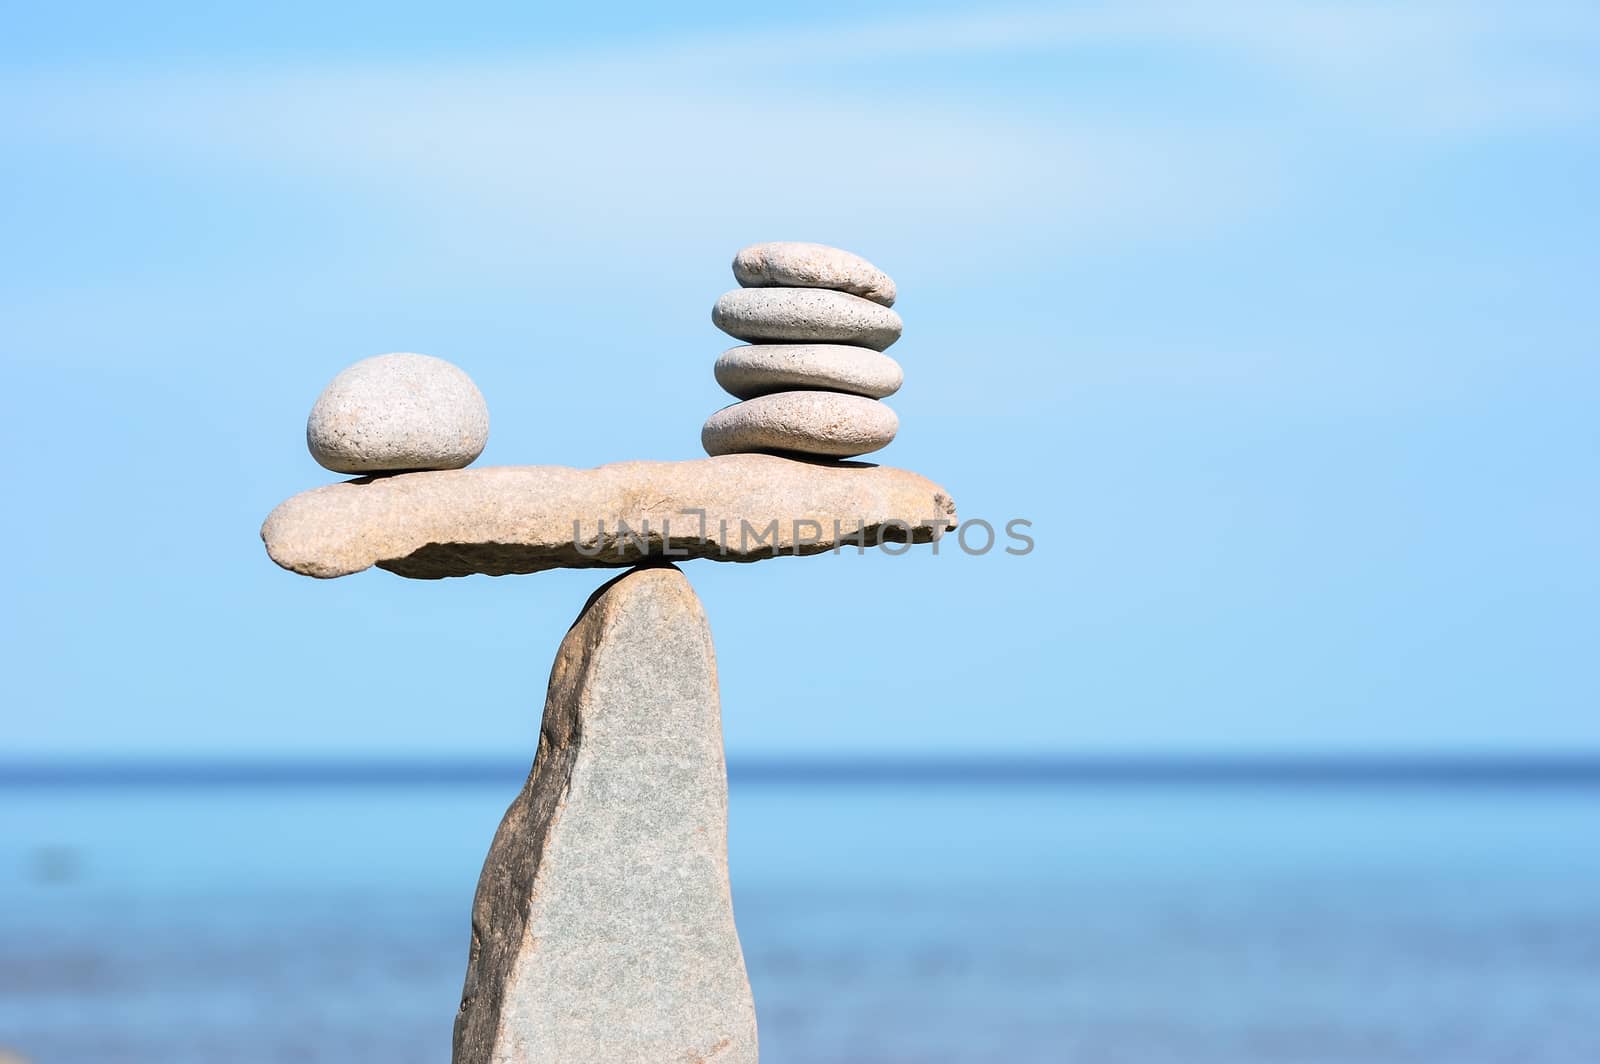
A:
[[3, 766, 1599, 1064]]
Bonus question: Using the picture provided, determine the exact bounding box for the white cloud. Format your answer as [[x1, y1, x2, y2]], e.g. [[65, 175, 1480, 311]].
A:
[[8, 68, 1266, 254], [413, 1, 1600, 132], [1, 0, 1592, 262]]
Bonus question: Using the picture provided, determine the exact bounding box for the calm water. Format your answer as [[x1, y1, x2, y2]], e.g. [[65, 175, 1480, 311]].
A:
[[3, 779, 1599, 1063]]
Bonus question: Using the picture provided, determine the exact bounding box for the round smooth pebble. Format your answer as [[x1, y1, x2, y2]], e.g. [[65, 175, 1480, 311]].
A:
[[701, 391, 898, 459], [732, 241, 897, 307], [714, 344, 903, 400], [712, 288, 903, 351], [306, 353, 489, 474]]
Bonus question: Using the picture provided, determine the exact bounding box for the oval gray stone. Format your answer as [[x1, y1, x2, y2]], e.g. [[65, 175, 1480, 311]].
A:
[[701, 391, 898, 458], [306, 353, 489, 474], [714, 344, 903, 400], [712, 289, 903, 351], [732, 241, 897, 306]]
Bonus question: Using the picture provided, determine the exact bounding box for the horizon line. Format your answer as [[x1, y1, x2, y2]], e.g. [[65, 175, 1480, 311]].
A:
[[5, 753, 1600, 788]]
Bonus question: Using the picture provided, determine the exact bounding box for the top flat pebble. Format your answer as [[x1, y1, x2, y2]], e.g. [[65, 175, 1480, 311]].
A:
[[733, 242, 896, 307]]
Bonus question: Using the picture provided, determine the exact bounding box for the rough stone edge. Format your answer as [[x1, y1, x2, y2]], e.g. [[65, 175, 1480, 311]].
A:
[[371, 514, 952, 579], [451, 569, 627, 1063]]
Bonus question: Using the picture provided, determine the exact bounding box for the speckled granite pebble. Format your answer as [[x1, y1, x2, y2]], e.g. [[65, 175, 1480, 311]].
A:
[[732, 241, 896, 306], [712, 289, 903, 351], [306, 353, 488, 474], [714, 344, 903, 400], [701, 391, 898, 458]]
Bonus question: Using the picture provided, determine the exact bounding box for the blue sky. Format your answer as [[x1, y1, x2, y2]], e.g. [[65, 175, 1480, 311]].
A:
[[2, 2, 1596, 757]]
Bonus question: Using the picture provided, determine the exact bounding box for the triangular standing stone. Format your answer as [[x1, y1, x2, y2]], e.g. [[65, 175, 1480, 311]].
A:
[[454, 564, 758, 1063]]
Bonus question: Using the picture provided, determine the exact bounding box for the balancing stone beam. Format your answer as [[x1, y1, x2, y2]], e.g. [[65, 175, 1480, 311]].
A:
[[264, 242, 949, 1062], [262, 453, 956, 580]]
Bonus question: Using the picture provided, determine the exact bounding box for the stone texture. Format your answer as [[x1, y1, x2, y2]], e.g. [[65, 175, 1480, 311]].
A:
[[714, 344, 903, 400], [306, 353, 489, 474], [702, 392, 898, 459], [732, 241, 897, 306], [261, 454, 956, 579], [453, 564, 757, 1064], [712, 289, 903, 351]]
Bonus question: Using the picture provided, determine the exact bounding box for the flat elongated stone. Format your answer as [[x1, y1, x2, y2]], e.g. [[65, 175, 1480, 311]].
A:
[[453, 565, 757, 1064], [732, 241, 897, 306], [261, 454, 956, 579], [712, 288, 903, 350], [702, 392, 898, 458], [715, 344, 903, 400]]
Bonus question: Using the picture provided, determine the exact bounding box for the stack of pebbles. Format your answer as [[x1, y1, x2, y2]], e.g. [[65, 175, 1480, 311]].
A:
[[702, 242, 903, 459], [305, 352, 489, 474]]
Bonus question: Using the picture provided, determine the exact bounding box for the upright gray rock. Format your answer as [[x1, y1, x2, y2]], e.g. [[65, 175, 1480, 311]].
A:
[[454, 564, 757, 1064]]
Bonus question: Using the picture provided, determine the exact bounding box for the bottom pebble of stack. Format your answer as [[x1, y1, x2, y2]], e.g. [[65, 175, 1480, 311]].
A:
[[701, 391, 898, 459]]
